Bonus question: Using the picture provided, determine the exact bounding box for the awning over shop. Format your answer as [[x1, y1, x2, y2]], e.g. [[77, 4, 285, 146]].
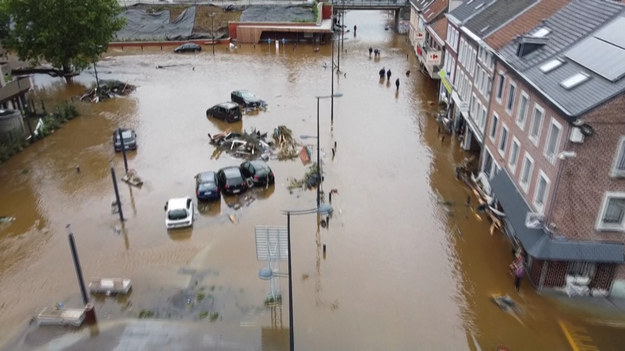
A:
[[491, 171, 625, 263], [438, 69, 452, 94]]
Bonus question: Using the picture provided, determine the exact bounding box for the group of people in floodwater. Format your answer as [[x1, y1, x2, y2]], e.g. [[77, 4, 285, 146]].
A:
[[379, 67, 400, 90]]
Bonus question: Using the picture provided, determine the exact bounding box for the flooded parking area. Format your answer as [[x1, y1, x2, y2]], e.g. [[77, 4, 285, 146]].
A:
[[1, 10, 625, 351]]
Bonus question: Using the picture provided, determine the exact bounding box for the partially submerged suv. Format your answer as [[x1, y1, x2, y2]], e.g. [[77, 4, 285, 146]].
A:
[[231, 90, 267, 109], [165, 197, 194, 229], [206, 102, 242, 123]]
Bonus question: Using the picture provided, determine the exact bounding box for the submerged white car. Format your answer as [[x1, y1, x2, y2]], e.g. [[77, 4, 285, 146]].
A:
[[165, 197, 194, 229]]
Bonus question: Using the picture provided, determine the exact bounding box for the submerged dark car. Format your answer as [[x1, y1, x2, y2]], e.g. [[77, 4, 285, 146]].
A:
[[174, 43, 201, 53], [230, 90, 267, 109], [113, 129, 137, 152], [240, 160, 275, 186], [195, 171, 220, 201], [216, 166, 248, 195], [206, 102, 242, 123]]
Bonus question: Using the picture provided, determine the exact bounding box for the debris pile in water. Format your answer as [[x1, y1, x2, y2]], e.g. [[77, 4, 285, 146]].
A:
[[80, 80, 136, 103]]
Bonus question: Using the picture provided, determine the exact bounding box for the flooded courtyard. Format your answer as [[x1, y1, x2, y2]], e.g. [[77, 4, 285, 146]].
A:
[[1, 10, 625, 351]]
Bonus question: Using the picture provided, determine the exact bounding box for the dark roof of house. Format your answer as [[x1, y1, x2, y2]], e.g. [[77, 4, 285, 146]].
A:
[[499, 0, 625, 117], [484, 0, 569, 50], [463, 0, 539, 39], [410, 0, 436, 11], [447, 0, 492, 24], [491, 170, 624, 263], [423, 0, 449, 23], [427, 16, 448, 46]]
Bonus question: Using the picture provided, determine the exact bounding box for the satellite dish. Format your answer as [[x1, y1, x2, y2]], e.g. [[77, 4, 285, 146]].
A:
[[579, 123, 594, 137], [525, 212, 545, 229]]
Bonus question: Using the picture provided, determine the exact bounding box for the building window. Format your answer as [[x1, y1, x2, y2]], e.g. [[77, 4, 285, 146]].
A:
[[519, 153, 534, 193], [479, 106, 487, 131], [516, 92, 529, 130], [567, 262, 596, 279], [529, 104, 544, 146], [483, 149, 494, 178], [544, 119, 562, 164], [506, 82, 516, 114], [509, 138, 520, 173], [533, 171, 550, 213], [611, 136, 625, 178], [496, 74, 505, 102], [498, 124, 509, 156], [489, 113, 498, 141], [597, 193, 625, 231]]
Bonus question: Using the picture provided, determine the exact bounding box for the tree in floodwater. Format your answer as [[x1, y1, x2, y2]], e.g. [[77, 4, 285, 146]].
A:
[[0, 0, 125, 82]]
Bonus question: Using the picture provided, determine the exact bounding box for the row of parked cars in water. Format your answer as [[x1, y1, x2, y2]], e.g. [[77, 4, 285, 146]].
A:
[[165, 159, 275, 230]]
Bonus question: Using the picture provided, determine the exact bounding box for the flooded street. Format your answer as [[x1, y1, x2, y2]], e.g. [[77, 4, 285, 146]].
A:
[[1, 10, 625, 350]]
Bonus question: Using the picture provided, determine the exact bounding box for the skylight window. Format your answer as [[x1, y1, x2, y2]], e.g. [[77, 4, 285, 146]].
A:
[[540, 58, 564, 73], [481, 25, 490, 33], [560, 73, 590, 90], [475, 3, 484, 10], [532, 27, 551, 38]]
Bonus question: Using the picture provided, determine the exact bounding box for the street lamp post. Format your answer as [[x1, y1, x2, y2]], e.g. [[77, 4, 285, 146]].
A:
[[210, 12, 216, 55], [315, 94, 343, 207], [282, 204, 333, 351]]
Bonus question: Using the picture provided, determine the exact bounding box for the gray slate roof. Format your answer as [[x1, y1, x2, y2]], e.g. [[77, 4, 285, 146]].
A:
[[499, 0, 625, 117], [447, 0, 492, 24], [463, 0, 538, 39], [491, 170, 624, 263]]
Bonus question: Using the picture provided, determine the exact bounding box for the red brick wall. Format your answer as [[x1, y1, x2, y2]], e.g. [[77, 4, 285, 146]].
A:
[[543, 261, 567, 288], [590, 264, 616, 290], [485, 62, 563, 215], [550, 94, 625, 242], [528, 258, 543, 286]]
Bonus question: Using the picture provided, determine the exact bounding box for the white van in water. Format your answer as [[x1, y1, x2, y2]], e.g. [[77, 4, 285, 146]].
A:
[[165, 197, 194, 229]]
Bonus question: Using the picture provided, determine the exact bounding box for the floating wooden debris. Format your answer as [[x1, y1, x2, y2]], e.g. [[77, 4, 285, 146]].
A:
[[36, 307, 85, 327], [121, 169, 143, 187], [89, 278, 132, 295]]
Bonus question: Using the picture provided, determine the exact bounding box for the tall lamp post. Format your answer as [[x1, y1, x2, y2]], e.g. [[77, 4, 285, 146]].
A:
[[283, 204, 333, 351], [315, 94, 343, 207], [210, 12, 216, 55]]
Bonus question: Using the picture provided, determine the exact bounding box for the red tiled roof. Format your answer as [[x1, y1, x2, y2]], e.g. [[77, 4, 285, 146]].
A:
[[427, 16, 448, 46], [423, 0, 449, 23], [484, 0, 569, 50]]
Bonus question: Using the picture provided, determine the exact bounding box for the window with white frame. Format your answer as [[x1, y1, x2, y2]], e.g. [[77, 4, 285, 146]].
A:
[[508, 138, 520, 173], [489, 113, 499, 141], [469, 48, 477, 77], [611, 136, 625, 178], [533, 171, 550, 213], [506, 82, 516, 114], [479, 106, 487, 131], [597, 192, 625, 231], [498, 124, 509, 156], [544, 119, 562, 164], [496, 74, 505, 102], [516, 92, 529, 129], [483, 149, 494, 178], [567, 262, 596, 279], [519, 153, 534, 193], [470, 94, 477, 118], [446, 24, 453, 46], [459, 39, 465, 65], [529, 104, 544, 146]]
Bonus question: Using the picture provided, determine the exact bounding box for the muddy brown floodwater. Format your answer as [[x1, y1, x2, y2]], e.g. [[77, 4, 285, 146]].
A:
[[1, 10, 625, 351]]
